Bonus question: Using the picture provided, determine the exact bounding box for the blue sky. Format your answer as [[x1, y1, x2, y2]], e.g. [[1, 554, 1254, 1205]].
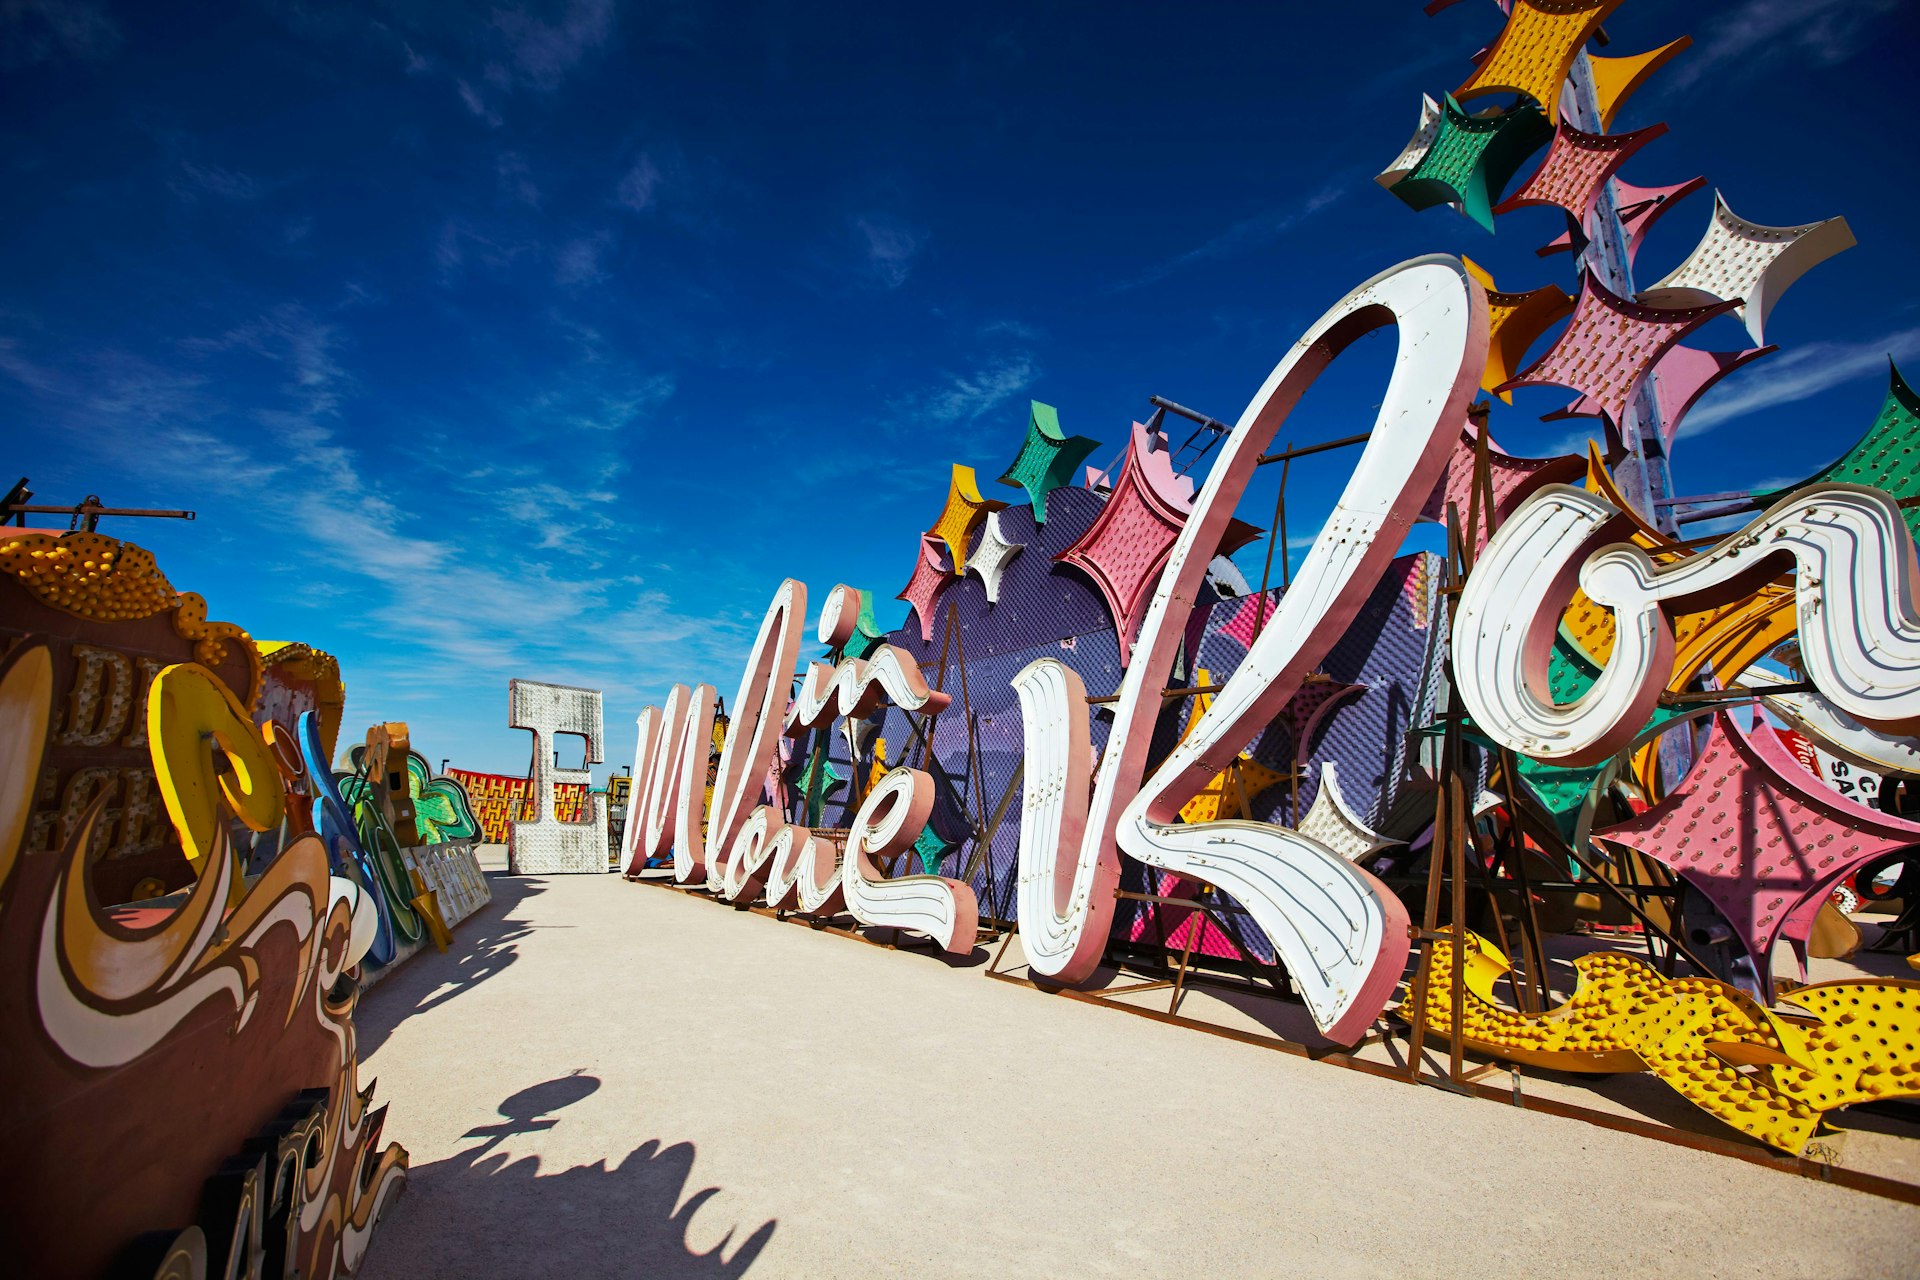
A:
[[5, 0, 1916, 777]]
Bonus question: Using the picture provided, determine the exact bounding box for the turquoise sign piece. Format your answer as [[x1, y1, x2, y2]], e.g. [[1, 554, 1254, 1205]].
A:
[[997, 400, 1100, 525]]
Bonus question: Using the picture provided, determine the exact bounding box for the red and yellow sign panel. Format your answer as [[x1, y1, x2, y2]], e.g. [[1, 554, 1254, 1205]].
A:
[[445, 766, 589, 842]]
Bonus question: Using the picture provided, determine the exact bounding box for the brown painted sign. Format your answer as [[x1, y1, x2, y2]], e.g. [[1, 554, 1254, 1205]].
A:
[[0, 530, 260, 905]]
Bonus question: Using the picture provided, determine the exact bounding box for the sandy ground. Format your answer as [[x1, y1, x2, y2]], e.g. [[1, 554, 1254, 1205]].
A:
[[356, 863, 1920, 1279]]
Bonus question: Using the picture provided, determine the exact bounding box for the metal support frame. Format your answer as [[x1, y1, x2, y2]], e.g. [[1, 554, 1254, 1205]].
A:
[[1152, 394, 1232, 474], [3, 477, 195, 530]]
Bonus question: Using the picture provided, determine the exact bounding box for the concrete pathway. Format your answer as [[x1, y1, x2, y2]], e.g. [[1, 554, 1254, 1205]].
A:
[[356, 870, 1918, 1279]]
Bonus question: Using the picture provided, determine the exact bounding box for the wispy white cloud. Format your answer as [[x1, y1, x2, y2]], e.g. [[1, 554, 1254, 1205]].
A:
[[1, 0, 119, 67], [496, 151, 541, 206], [0, 336, 63, 397], [888, 352, 1036, 430], [497, 481, 620, 549], [1358, 35, 1469, 98], [2, 302, 739, 749], [286, 479, 719, 699], [455, 77, 502, 126], [0, 339, 264, 483], [1677, 326, 1920, 439], [433, 218, 530, 279], [616, 151, 663, 212], [553, 232, 612, 286], [979, 318, 1042, 342], [1534, 421, 1607, 459], [362, 1, 616, 126], [1286, 517, 1328, 567], [180, 304, 351, 420], [431, 218, 620, 294], [422, 0, 616, 127], [1110, 182, 1346, 293], [491, 0, 616, 92], [1665, 0, 1901, 93], [0, 339, 217, 426], [853, 213, 925, 289], [520, 369, 675, 435], [434, 221, 466, 272], [171, 160, 265, 202]]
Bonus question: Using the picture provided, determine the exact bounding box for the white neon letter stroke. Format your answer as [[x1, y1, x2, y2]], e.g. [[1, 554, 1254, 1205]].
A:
[[625, 581, 805, 892], [1013, 254, 1486, 1043], [719, 803, 847, 916], [631, 683, 718, 885], [1008, 658, 1102, 976], [619, 705, 663, 876], [784, 644, 952, 734], [719, 805, 775, 900], [842, 767, 980, 953], [817, 583, 861, 648], [708, 578, 808, 896], [761, 816, 845, 914], [1453, 482, 1920, 764]]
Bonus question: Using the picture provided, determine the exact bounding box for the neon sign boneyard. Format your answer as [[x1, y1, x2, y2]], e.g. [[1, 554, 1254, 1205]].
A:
[[622, 254, 1920, 1050]]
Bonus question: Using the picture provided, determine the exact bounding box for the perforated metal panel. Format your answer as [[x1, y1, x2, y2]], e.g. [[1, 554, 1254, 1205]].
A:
[[1377, 94, 1443, 189], [1547, 342, 1776, 448], [1454, 0, 1622, 122], [1496, 120, 1665, 223], [1392, 96, 1552, 230], [1416, 427, 1585, 557], [1054, 422, 1198, 665], [1755, 363, 1920, 537], [871, 462, 1450, 973], [1639, 191, 1855, 343], [997, 400, 1101, 524], [1538, 176, 1704, 267], [1597, 711, 1920, 984], [1500, 271, 1735, 428]]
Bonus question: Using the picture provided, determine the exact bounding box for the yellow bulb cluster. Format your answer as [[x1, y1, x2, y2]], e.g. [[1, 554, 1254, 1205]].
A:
[[1, 532, 178, 621], [170, 591, 264, 711], [1404, 936, 1648, 1071], [1765, 981, 1920, 1112], [1408, 931, 1920, 1153], [1618, 985, 1818, 1152]]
